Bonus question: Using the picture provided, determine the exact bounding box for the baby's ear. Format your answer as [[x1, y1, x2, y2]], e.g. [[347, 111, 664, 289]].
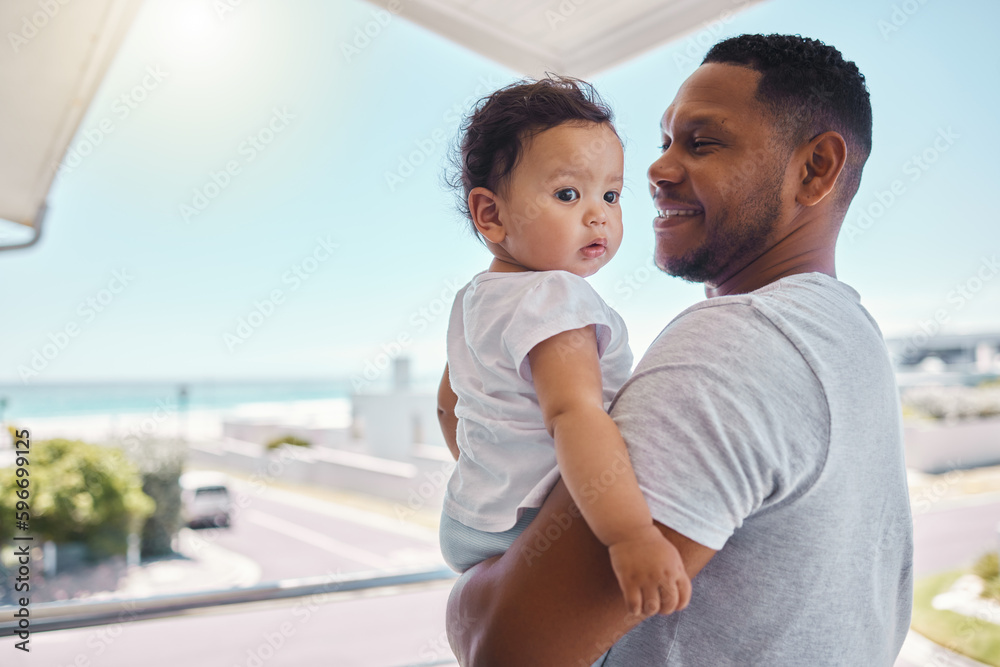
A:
[[469, 187, 505, 244]]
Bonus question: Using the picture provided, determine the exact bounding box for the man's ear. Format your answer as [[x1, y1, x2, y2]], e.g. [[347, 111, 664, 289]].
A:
[[796, 131, 848, 207], [469, 187, 505, 244]]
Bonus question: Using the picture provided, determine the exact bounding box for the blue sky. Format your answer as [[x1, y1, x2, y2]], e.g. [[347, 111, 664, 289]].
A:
[[1, 0, 998, 388]]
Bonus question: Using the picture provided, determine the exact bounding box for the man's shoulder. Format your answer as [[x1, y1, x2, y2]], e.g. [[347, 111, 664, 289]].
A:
[[645, 272, 871, 364], [643, 296, 787, 370]]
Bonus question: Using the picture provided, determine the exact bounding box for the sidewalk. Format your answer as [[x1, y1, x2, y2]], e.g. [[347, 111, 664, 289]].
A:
[[4, 528, 260, 606], [2, 461, 442, 608], [897, 630, 992, 667], [908, 462, 1000, 512]]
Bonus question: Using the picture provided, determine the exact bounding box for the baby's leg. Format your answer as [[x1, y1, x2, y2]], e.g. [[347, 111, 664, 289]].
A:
[[438, 507, 540, 573]]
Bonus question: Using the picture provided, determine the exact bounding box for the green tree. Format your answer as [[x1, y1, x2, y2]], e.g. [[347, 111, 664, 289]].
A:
[[265, 434, 311, 450], [0, 438, 155, 559]]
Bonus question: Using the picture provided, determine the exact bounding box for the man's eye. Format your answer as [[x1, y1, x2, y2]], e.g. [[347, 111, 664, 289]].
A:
[[692, 139, 716, 149], [658, 142, 670, 153], [555, 188, 579, 202], [604, 191, 620, 204]]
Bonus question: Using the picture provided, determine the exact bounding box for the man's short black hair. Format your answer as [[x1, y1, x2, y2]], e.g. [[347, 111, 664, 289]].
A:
[[703, 34, 872, 209]]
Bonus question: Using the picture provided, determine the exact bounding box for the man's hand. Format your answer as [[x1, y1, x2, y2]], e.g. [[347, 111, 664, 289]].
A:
[[607, 525, 691, 618]]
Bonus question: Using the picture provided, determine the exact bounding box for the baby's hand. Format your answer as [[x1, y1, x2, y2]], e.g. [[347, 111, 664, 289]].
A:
[[607, 525, 691, 618]]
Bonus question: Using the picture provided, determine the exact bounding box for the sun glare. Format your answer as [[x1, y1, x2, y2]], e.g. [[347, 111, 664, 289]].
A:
[[172, 0, 217, 44]]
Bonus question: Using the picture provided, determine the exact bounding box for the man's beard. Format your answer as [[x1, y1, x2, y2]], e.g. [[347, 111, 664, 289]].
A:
[[658, 164, 784, 285]]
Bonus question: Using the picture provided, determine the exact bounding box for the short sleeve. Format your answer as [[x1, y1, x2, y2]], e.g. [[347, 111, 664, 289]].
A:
[[502, 271, 617, 383], [609, 302, 829, 550], [446, 280, 472, 357]]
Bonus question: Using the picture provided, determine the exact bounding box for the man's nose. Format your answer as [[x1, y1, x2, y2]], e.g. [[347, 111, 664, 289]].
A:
[[648, 150, 684, 189]]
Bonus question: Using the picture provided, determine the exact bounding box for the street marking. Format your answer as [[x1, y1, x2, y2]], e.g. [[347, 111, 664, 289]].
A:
[[244, 509, 397, 569], [232, 479, 439, 543]]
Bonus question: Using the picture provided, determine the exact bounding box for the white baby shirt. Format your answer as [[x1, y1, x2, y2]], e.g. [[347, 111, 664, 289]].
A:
[[443, 270, 633, 532]]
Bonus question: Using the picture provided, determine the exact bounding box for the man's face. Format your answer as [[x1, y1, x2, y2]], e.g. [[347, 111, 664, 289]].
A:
[[648, 63, 790, 285]]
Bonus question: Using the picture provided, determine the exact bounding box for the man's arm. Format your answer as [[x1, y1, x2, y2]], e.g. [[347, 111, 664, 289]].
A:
[[437, 363, 460, 460], [446, 477, 716, 667]]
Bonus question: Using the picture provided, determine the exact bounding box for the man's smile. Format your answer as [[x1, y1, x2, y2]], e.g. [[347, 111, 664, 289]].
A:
[[653, 205, 703, 230]]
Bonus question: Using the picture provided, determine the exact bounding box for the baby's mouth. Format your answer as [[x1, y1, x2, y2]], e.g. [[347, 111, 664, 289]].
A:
[[581, 239, 607, 258]]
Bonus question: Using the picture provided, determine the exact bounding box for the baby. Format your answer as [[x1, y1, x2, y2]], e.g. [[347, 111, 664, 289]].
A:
[[437, 75, 689, 621]]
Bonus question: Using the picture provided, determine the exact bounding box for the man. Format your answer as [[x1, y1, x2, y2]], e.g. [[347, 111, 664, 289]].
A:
[[442, 34, 913, 666]]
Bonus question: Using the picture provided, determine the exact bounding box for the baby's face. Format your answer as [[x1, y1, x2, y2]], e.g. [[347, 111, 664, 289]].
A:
[[494, 122, 624, 278]]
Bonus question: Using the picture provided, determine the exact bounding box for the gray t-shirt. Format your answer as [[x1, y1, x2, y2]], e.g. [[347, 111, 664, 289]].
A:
[[603, 273, 913, 666]]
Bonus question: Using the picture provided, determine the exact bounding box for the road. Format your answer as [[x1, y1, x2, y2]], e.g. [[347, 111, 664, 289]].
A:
[[5, 475, 457, 667], [913, 495, 1000, 576], [895, 495, 1000, 667], [205, 479, 444, 580], [7, 481, 1000, 666]]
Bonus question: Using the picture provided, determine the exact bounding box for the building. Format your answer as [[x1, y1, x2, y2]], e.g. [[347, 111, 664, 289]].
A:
[[887, 331, 1000, 387]]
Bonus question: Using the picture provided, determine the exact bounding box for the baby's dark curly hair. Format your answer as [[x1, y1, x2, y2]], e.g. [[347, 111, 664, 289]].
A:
[[703, 34, 872, 208], [446, 75, 617, 238]]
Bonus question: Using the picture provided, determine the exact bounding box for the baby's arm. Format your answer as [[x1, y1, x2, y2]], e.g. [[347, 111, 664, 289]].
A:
[[437, 363, 460, 460], [528, 325, 690, 618]]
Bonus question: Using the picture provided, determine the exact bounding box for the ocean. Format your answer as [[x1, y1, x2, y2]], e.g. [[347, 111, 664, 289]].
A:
[[0, 380, 351, 419]]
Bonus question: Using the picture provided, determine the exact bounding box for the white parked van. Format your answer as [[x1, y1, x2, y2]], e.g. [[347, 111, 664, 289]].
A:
[[179, 471, 232, 528]]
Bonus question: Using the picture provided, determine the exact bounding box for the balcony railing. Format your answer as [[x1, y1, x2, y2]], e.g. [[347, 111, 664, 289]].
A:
[[0, 564, 456, 636]]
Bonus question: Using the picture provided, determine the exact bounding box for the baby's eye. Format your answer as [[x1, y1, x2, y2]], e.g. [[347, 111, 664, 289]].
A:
[[554, 188, 579, 202], [604, 191, 620, 204]]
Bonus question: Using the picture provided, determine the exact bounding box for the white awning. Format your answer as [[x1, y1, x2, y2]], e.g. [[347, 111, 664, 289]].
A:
[[364, 0, 764, 78], [0, 0, 142, 234], [0, 0, 761, 245]]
